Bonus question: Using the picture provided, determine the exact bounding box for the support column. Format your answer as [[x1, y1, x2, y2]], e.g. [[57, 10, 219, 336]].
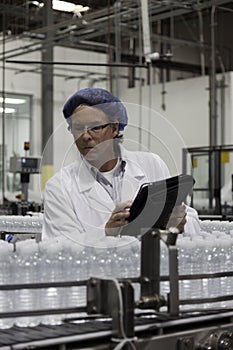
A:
[[41, 0, 54, 189], [113, 0, 121, 96], [208, 4, 217, 210], [209, 4, 217, 148]]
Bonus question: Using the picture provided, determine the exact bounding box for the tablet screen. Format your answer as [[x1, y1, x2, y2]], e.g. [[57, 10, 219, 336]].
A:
[[120, 174, 195, 237]]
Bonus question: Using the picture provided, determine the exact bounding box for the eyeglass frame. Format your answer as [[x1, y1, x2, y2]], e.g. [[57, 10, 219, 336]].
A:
[[68, 123, 112, 136]]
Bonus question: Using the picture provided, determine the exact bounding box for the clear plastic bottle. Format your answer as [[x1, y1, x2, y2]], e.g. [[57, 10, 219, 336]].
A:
[[0, 216, 9, 232], [111, 239, 141, 300], [90, 245, 112, 278], [177, 239, 200, 309], [89, 239, 122, 279], [114, 237, 138, 279], [22, 216, 33, 233], [188, 237, 209, 309], [0, 241, 14, 328], [13, 240, 40, 327], [199, 238, 220, 309], [68, 242, 88, 312], [13, 216, 25, 233], [225, 236, 233, 307], [5, 216, 14, 233], [160, 239, 169, 300], [129, 240, 141, 301], [200, 220, 212, 233], [217, 236, 233, 307], [31, 216, 43, 233], [55, 237, 73, 312], [103, 239, 120, 279], [104, 237, 141, 303], [37, 239, 63, 325]]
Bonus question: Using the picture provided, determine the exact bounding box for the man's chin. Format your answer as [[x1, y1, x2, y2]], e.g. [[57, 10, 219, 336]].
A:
[[84, 151, 111, 170], [82, 148, 93, 156], [83, 149, 99, 163]]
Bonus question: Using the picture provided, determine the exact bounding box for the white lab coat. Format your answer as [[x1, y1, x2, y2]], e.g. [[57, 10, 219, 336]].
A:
[[42, 146, 200, 247]]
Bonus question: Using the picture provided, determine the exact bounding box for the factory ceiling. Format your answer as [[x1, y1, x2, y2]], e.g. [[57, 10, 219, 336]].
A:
[[1, 0, 233, 76]]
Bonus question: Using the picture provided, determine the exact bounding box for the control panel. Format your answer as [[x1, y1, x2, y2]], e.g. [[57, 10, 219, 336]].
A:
[[9, 156, 41, 174]]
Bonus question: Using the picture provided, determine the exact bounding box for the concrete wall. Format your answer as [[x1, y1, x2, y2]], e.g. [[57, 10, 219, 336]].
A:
[[118, 72, 232, 175]]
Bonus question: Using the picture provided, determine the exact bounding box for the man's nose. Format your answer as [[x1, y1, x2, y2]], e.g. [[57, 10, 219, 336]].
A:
[[81, 128, 92, 140]]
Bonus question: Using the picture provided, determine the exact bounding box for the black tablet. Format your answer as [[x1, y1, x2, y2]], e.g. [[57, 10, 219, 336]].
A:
[[120, 174, 195, 237]]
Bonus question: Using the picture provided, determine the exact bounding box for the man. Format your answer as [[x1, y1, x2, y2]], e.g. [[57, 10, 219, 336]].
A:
[[42, 88, 200, 246]]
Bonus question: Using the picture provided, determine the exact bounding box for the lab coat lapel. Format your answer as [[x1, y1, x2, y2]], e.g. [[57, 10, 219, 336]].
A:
[[73, 149, 147, 209], [121, 162, 147, 202], [88, 182, 115, 212], [74, 158, 115, 212]]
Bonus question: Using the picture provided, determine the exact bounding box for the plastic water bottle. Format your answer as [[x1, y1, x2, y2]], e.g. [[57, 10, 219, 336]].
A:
[[50, 237, 88, 321], [12, 216, 25, 232], [225, 236, 233, 307], [217, 236, 233, 307], [129, 240, 141, 301], [200, 220, 212, 233], [191, 237, 204, 302], [37, 239, 63, 325], [113, 237, 139, 279], [55, 237, 74, 312], [4, 216, 14, 234], [13, 240, 40, 327], [110, 239, 141, 300], [160, 239, 169, 300], [90, 245, 112, 278], [198, 239, 220, 309], [31, 216, 43, 233], [68, 242, 88, 313], [0, 216, 8, 232], [88, 246, 103, 279], [0, 241, 14, 329], [178, 239, 199, 308], [106, 246, 119, 278]]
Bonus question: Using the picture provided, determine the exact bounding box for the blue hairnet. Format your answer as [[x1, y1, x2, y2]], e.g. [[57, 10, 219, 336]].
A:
[[63, 88, 128, 131]]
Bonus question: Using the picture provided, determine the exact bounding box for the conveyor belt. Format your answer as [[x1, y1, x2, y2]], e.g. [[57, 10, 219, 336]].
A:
[[0, 322, 111, 348], [0, 314, 164, 349], [1, 310, 233, 349]]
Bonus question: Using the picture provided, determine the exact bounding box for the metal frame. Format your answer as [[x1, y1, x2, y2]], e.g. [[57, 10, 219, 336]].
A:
[[182, 145, 233, 217]]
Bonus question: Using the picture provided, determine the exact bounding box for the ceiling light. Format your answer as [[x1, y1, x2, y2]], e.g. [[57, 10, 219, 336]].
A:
[[81, 6, 89, 12], [0, 107, 16, 114], [52, 1, 89, 13], [31, 1, 44, 8], [0, 97, 26, 104]]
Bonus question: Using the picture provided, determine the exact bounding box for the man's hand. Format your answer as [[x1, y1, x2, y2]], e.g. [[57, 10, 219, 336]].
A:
[[165, 204, 187, 233], [105, 201, 132, 236]]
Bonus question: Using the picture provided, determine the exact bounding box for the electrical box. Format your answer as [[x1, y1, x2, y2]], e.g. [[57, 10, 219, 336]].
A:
[[9, 157, 41, 174]]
